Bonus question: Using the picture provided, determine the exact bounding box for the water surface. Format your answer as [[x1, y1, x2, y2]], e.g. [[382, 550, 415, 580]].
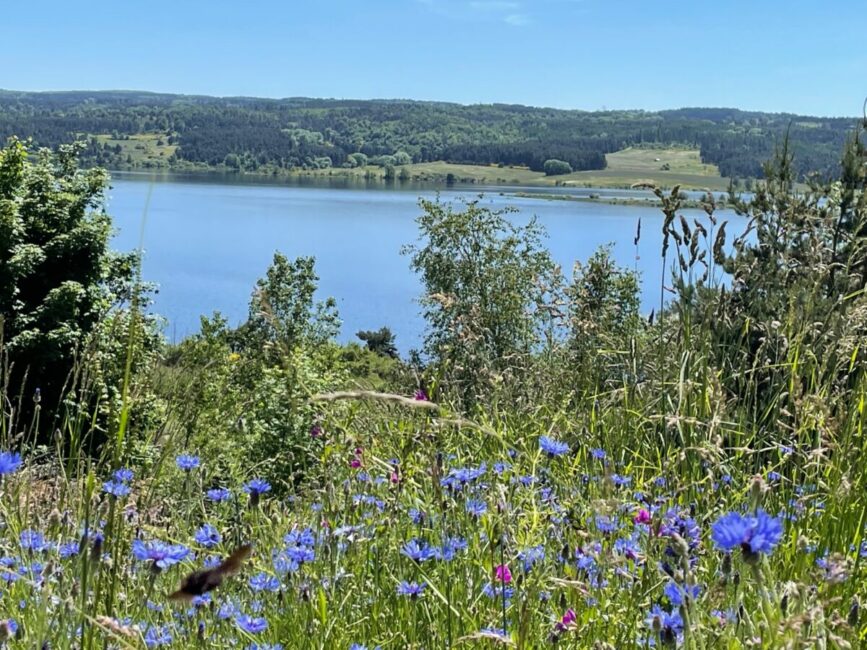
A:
[[108, 174, 738, 351]]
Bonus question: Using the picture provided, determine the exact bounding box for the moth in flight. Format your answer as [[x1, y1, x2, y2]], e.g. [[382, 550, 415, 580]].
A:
[[169, 544, 253, 601]]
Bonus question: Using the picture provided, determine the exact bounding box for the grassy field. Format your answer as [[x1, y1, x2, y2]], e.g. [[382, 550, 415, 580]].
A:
[[291, 147, 729, 191], [554, 147, 728, 191], [94, 133, 177, 166]]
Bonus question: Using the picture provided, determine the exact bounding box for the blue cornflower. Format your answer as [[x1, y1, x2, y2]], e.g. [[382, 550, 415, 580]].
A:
[[401, 539, 437, 563], [441, 463, 486, 491], [249, 572, 281, 592], [664, 581, 702, 606], [645, 605, 683, 644], [396, 581, 426, 598], [132, 539, 190, 570], [493, 461, 511, 474], [539, 436, 570, 457], [465, 499, 487, 517], [247, 645, 284, 650], [660, 510, 701, 551], [408, 508, 426, 525], [176, 454, 201, 471], [284, 545, 314, 565], [711, 608, 738, 627], [0, 451, 22, 475], [611, 474, 632, 487], [591, 448, 606, 460], [194, 524, 222, 548], [243, 479, 271, 496], [272, 550, 298, 574], [593, 515, 619, 534], [191, 593, 212, 608], [217, 601, 240, 620], [482, 583, 514, 602], [59, 541, 79, 558], [20, 529, 51, 552], [103, 480, 131, 497], [206, 487, 232, 502], [518, 545, 545, 571], [143, 625, 172, 647], [711, 509, 783, 559], [235, 614, 268, 634], [284, 528, 316, 547], [436, 536, 468, 561], [113, 468, 134, 483]]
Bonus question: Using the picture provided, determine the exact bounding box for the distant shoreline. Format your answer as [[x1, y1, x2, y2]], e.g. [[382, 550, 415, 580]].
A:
[[107, 159, 734, 195]]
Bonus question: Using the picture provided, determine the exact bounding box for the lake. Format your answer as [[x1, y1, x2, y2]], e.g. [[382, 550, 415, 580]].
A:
[[107, 173, 738, 351]]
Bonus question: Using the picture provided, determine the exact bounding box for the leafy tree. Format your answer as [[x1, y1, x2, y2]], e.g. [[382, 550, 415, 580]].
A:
[[178, 254, 345, 488], [0, 138, 140, 419], [356, 327, 399, 358], [347, 152, 368, 168], [567, 246, 642, 386], [403, 197, 559, 407], [239, 253, 339, 358], [543, 159, 573, 176], [393, 151, 412, 165]]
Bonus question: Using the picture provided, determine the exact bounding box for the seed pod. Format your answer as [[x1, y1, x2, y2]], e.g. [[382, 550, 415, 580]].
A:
[[680, 215, 692, 240], [713, 222, 728, 265], [721, 553, 732, 577], [849, 597, 860, 627]]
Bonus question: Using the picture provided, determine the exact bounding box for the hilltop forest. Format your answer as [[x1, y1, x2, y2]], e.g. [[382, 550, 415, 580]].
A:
[[0, 89, 856, 180]]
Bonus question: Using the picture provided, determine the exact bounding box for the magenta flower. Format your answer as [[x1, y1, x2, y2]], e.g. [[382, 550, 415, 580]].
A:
[[414, 389, 428, 401], [556, 608, 577, 632], [494, 564, 512, 584], [634, 509, 651, 525]]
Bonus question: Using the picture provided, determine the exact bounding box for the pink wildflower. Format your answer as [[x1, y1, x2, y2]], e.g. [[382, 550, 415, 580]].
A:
[[634, 508, 651, 525], [494, 564, 512, 584]]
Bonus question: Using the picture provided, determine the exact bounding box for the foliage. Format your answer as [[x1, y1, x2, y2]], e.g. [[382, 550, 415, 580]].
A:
[[0, 137, 150, 442], [0, 91, 856, 178], [403, 197, 560, 408], [167, 254, 345, 488], [542, 158, 573, 176], [567, 245, 643, 388], [356, 326, 399, 359]]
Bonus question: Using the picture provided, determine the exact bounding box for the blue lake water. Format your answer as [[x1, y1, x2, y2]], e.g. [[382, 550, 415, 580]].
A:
[[107, 174, 739, 351]]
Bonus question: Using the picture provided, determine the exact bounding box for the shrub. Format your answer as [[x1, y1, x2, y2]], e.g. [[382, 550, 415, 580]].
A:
[[543, 158, 573, 176]]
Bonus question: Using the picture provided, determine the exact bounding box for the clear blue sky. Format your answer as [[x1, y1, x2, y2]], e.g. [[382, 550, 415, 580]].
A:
[[2, 0, 864, 116]]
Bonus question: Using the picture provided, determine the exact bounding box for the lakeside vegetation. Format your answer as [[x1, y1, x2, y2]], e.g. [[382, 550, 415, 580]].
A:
[[0, 90, 855, 188], [0, 108, 865, 649], [276, 147, 733, 191]]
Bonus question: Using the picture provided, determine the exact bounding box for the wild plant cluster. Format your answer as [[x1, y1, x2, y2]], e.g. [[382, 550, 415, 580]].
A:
[[0, 122, 865, 648]]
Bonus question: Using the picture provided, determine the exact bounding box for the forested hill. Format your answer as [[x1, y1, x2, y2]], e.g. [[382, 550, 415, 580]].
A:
[[0, 90, 857, 179]]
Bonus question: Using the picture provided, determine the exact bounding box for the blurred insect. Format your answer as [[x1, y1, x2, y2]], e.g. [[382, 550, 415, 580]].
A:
[[168, 544, 252, 601]]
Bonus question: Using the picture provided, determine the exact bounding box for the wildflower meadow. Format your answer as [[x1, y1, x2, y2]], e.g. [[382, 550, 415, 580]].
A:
[[0, 125, 866, 649]]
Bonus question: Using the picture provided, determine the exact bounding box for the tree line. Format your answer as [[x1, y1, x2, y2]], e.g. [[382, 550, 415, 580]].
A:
[[0, 90, 856, 179]]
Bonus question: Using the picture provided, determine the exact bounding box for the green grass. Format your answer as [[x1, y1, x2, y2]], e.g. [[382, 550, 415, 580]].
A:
[[94, 133, 177, 166], [291, 148, 730, 191], [554, 147, 728, 191]]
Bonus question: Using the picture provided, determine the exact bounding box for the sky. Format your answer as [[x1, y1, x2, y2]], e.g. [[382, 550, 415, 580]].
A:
[[1, 0, 864, 117]]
